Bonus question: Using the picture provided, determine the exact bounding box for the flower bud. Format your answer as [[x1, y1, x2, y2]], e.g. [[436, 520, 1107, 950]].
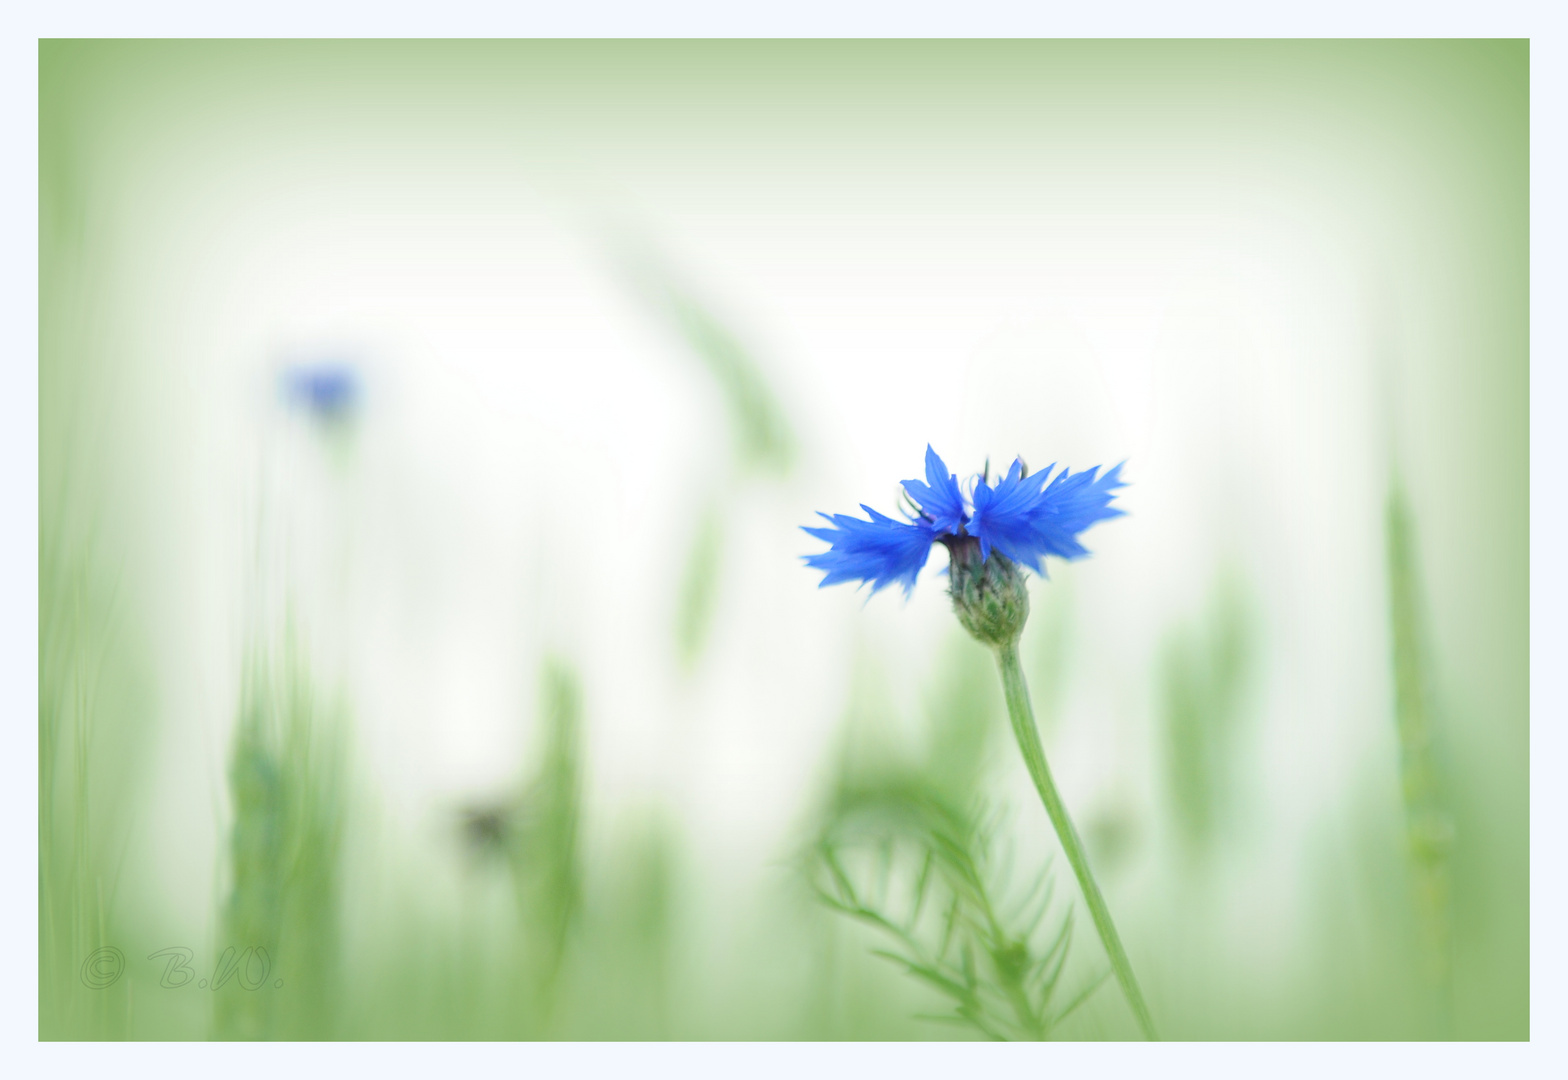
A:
[[942, 535, 1029, 647]]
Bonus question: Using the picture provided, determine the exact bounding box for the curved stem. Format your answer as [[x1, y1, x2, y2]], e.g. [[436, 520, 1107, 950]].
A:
[[993, 641, 1159, 1040]]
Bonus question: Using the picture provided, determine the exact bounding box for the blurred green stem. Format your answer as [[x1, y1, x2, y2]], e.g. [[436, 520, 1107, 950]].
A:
[[1385, 482, 1455, 1034], [994, 642, 1158, 1041]]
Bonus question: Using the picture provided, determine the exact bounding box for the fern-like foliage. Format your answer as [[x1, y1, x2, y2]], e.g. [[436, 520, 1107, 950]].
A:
[[812, 776, 1106, 1040]]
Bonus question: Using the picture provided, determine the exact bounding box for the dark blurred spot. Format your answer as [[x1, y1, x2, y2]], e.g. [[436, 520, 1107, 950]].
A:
[[458, 802, 515, 858]]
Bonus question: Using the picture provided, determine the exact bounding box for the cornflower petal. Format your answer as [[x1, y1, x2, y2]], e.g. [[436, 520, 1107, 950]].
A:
[[970, 458, 1125, 573], [899, 444, 968, 535], [802, 504, 938, 596], [968, 459, 1047, 567]]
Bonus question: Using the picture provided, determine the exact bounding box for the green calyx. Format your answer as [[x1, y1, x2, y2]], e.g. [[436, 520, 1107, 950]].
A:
[[943, 535, 1030, 648]]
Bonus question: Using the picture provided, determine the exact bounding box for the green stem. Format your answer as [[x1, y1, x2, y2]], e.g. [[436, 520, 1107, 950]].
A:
[[994, 641, 1158, 1040]]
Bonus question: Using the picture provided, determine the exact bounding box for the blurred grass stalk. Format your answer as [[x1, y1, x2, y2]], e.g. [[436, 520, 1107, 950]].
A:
[[442, 657, 586, 1038], [39, 537, 132, 1039], [621, 245, 794, 673], [1161, 570, 1253, 859], [216, 634, 345, 1040], [675, 503, 725, 671], [1385, 478, 1456, 1035], [505, 660, 584, 1030], [39, 136, 150, 1036]]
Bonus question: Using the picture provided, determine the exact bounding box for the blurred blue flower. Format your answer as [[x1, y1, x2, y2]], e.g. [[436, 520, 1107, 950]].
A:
[[282, 362, 360, 422], [802, 446, 1125, 595]]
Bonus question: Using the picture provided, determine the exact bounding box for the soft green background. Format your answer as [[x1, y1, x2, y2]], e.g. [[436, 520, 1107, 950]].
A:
[[41, 41, 1526, 1040]]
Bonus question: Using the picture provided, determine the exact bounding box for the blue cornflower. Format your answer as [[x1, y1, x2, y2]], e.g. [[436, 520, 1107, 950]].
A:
[[802, 446, 1125, 597], [802, 444, 1155, 1040], [282, 362, 360, 422]]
